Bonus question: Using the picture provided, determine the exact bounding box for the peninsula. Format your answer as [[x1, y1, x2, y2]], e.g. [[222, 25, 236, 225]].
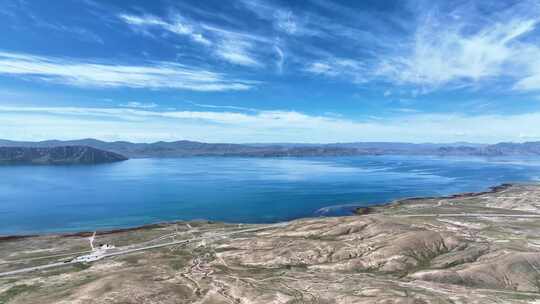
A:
[[0, 146, 128, 165]]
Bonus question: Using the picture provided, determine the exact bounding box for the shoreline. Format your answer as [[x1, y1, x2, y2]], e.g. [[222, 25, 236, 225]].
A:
[[354, 182, 514, 215], [0, 182, 522, 240]]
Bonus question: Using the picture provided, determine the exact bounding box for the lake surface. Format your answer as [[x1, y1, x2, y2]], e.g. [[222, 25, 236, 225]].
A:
[[2, 155, 540, 235]]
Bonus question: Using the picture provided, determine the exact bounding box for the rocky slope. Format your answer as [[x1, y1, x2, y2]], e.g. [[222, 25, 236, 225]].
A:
[[0, 146, 128, 165], [1, 184, 540, 303]]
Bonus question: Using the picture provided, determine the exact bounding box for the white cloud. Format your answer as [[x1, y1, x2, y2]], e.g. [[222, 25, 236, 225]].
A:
[[273, 10, 298, 34], [119, 14, 164, 26], [120, 101, 158, 109], [515, 74, 540, 91], [119, 14, 211, 46], [200, 24, 267, 67], [2, 105, 540, 143], [375, 11, 540, 90], [239, 0, 319, 36], [305, 58, 366, 83], [514, 47, 540, 91], [187, 101, 258, 112], [274, 45, 284, 73], [214, 38, 261, 67], [119, 13, 265, 67], [0, 51, 254, 91], [298, 2, 540, 93]]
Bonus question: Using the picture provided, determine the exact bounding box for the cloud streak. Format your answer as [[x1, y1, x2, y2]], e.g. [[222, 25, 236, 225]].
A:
[[119, 14, 211, 45], [212, 36, 261, 67], [187, 101, 259, 112], [119, 101, 158, 109], [375, 15, 539, 89], [119, 13, 266, 67], [0, 51, 254, 91], [305, 58, 366, 83], [2, 105, 540, 143], [239, 0, 321, 36], [301, 1, 540, 93]]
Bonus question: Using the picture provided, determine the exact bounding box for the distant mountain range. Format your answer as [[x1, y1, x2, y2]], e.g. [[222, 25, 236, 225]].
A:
[[0, 146, 128, 165], [0, 139, 539, 158]]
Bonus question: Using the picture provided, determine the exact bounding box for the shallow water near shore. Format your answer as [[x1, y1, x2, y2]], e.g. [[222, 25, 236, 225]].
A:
[[2, 155, 540, 235]]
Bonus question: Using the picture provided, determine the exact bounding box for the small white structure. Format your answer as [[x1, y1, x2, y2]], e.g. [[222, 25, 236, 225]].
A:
[[98, 243, 115, 250], [72, 251, 105, 263], [72, 232, 115, 263]]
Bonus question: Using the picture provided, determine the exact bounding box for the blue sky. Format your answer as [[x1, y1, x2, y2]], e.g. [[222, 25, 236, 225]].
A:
[[1, 0, 540, 143]]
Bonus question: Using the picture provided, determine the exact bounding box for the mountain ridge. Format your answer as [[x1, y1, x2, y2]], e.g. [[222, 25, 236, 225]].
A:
[[0, 139, 539, 158]]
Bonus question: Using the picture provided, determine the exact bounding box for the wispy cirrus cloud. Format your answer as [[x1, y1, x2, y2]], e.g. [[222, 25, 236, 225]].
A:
[[305, 58, 366, 83], [119, 13, 265, 67], [375, 15, 539, 89], [6, 0, 540, 112], [210, 34, 261, 67], [239, 0, 320, 36], [119, 101, 158, 109], [300, 1, 540, 93], [513, 48, 540, 91], [192, 23, 269, 67], [0, 51, 254, 91], [274, 45, 285, 73], [119, 13, 211, 45], [187, 101, 258, 112], [0, 105, 320, 126]]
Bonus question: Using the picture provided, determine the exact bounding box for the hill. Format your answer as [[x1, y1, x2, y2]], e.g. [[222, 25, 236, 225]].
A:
[[0, 146, 128, 165]]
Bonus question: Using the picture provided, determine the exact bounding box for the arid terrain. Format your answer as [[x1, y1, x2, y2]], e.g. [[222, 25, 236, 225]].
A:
[[2, 183, 540, 303]]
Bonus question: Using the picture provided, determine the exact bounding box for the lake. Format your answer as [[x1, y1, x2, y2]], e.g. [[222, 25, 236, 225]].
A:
[[1, 155, 540, 235]]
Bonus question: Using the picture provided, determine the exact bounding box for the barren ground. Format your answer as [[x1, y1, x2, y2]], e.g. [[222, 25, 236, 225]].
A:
[[2, 183, 540, 303]]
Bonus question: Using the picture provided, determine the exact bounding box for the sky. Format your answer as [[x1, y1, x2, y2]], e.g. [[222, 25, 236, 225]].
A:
[[1, 0, 540, 143]]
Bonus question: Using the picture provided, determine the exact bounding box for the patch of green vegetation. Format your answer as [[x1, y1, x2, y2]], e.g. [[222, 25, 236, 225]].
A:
[[283, 264, 309, 271], [213, 246, 240, 253], [501, 292, 540, 301], [0, 284, 39, 304], [169, 258, 186, 270], [77, 275, 98, 286], [72, 262, 92, 271], [161, 249, 191, 258], [40, 262, 92, 277], [43, 275, 98, 300]]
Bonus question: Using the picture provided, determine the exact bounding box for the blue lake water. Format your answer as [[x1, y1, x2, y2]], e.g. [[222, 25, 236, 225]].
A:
[[1, 155, 540, 235]]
